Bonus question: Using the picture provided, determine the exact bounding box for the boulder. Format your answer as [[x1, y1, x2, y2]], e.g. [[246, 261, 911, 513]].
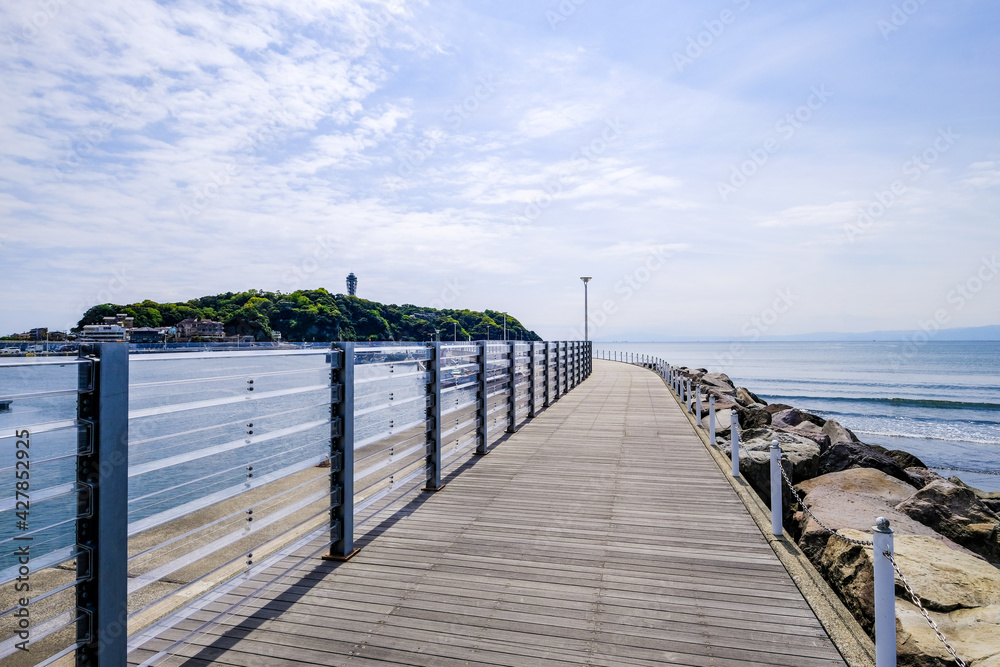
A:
[[764, 403, 794, 415], [799, 410, 827, 428], [701, 372, 735, 390], [735, 386, 767, 407], [818, 441, 917, 487], [949, 476, 1000, 502], [736, 405, 771, 429], [735, 430, 821, 522], [816, 529, 1000, 665], [895, 479, 1000, 566], [772, 408, 804, 428], [792, 469, 975, 562], [888, 449, 927, 469], [821, 418, 859, 446], [906, 466, 947, 489]]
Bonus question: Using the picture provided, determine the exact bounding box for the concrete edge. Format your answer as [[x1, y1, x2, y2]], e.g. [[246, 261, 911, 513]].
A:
[[635, 362, 877, 667]]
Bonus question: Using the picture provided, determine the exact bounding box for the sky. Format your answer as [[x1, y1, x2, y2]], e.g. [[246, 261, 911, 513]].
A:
[[1, 0, 998, 341]]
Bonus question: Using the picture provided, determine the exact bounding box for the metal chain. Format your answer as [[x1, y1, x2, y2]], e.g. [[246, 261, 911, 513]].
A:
[[727, 428, 875, 547], [882, 549, 968, 667]]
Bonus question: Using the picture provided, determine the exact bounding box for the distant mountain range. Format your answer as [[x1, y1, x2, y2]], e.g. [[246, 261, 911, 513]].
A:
[[615, 325, 1000, 343]]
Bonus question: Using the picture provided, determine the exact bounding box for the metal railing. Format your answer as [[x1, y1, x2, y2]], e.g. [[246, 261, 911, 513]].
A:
[[597, 349, 972, 667], [0, 340, 591, 665]]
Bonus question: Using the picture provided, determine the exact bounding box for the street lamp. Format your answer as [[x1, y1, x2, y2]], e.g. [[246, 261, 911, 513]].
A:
[[580, 277, 592, 341]]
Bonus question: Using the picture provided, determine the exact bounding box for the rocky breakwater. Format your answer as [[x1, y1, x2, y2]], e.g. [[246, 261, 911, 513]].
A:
[[672, 365, 1000, 667]]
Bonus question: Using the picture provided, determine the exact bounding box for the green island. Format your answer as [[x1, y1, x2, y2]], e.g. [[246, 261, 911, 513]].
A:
[[73, 288, 539, 342]]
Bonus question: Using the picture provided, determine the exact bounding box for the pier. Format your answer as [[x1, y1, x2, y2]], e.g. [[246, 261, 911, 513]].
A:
[[129, 360, 846, 666]]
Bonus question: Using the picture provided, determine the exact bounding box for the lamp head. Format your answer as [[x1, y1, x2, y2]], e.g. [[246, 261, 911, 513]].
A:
[[580, 277, 592, 284]]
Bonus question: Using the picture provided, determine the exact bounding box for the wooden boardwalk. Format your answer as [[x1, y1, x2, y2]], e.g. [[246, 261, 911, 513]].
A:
[[129, 360, 847, 666]]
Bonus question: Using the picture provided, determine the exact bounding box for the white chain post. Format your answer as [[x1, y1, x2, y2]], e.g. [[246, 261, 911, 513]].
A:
[[770, 441, 782, 536], [873, 517, 897, 667], [731, 410, 740, 477], [695, 385, 702, 426], [709, 394, 716, 444], [686, 379, 693, 413]]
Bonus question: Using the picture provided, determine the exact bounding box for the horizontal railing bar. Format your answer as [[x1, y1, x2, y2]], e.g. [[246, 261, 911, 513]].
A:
[[127, 454, 328, 538], [129, 400, 330, 449], [127, 489, 329, 596], [128, 419, 331, 478], [0, 546, 77, 587], [128, 467, 332, 564], [0, 575, 83, 620], [127, 438, 327, 508], [441, 417, 477, 440], [0, 610, 78, 660], [0, 451, 78, 476], [356, 453, 426, 498], [441, 399, 478, 417], [0, 481, 76, 512], [0, 515, 77, 548], [0, 388, 83, 402], [0, 419, 79, 441], [354, 431, 426, 468], [354, 392, 427, 417], [355, 443, 425, 484], [129, 365, 328, 390], [129, 349, 331, 362], [353, 418, 430, 450], [354, 369, 428, 385], [129, 384, 332, 420]]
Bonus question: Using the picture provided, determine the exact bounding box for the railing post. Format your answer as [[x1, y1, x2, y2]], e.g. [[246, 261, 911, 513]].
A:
[[770, 441, 782, 536], [873, 518, 897, 667], [476, 341, 489, 455], [326, 342, 358, 560], [686, 379, 693, 413], [529, 341, 538, 417], [731, 410, 740, 477], [506, 342, 517, 433], [695, 385, 703, 426], [544, 341, 551, 407], [76, 342, 128, 666], [709, 394, 716, 444], [424, 342, 445, 491]]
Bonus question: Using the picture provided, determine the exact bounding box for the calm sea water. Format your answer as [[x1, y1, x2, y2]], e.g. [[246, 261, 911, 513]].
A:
[[594, 341, 1000, 492]]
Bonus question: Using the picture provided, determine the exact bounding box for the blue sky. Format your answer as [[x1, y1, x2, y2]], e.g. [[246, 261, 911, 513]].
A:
[[1, 0, 998, 340]]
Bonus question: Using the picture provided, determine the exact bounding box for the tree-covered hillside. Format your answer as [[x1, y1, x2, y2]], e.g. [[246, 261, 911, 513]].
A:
[[75, 289, 540, 342]]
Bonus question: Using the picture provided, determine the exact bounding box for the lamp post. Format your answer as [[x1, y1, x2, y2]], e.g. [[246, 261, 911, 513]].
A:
[[580, 277, 592, 341]]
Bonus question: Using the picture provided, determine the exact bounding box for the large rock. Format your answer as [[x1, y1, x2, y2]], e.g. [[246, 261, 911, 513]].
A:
[[735, 386, 766, 407], [906, 466, 947, 489], [888, 449, 927, 469], [817, 529, 1000, 667], [734, 429, 821, 522], [818, 440, 917, 487], [701, 372, 734, 390], [736, 405, 771, 429], [772, 408, 805, 428], [896, 479, 1000, 566], [821, 418, 858, 446], [793, 468, 975, 562]]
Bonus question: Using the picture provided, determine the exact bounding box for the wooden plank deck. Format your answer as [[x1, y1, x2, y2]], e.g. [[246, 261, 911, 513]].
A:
[[128, 360, 847, 666]]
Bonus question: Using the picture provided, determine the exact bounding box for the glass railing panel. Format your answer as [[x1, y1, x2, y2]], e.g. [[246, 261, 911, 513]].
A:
[[0, 358, 90, 664]]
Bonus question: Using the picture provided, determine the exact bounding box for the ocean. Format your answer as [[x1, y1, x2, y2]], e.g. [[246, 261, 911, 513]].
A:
[[593, 341, 1000, 492]]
